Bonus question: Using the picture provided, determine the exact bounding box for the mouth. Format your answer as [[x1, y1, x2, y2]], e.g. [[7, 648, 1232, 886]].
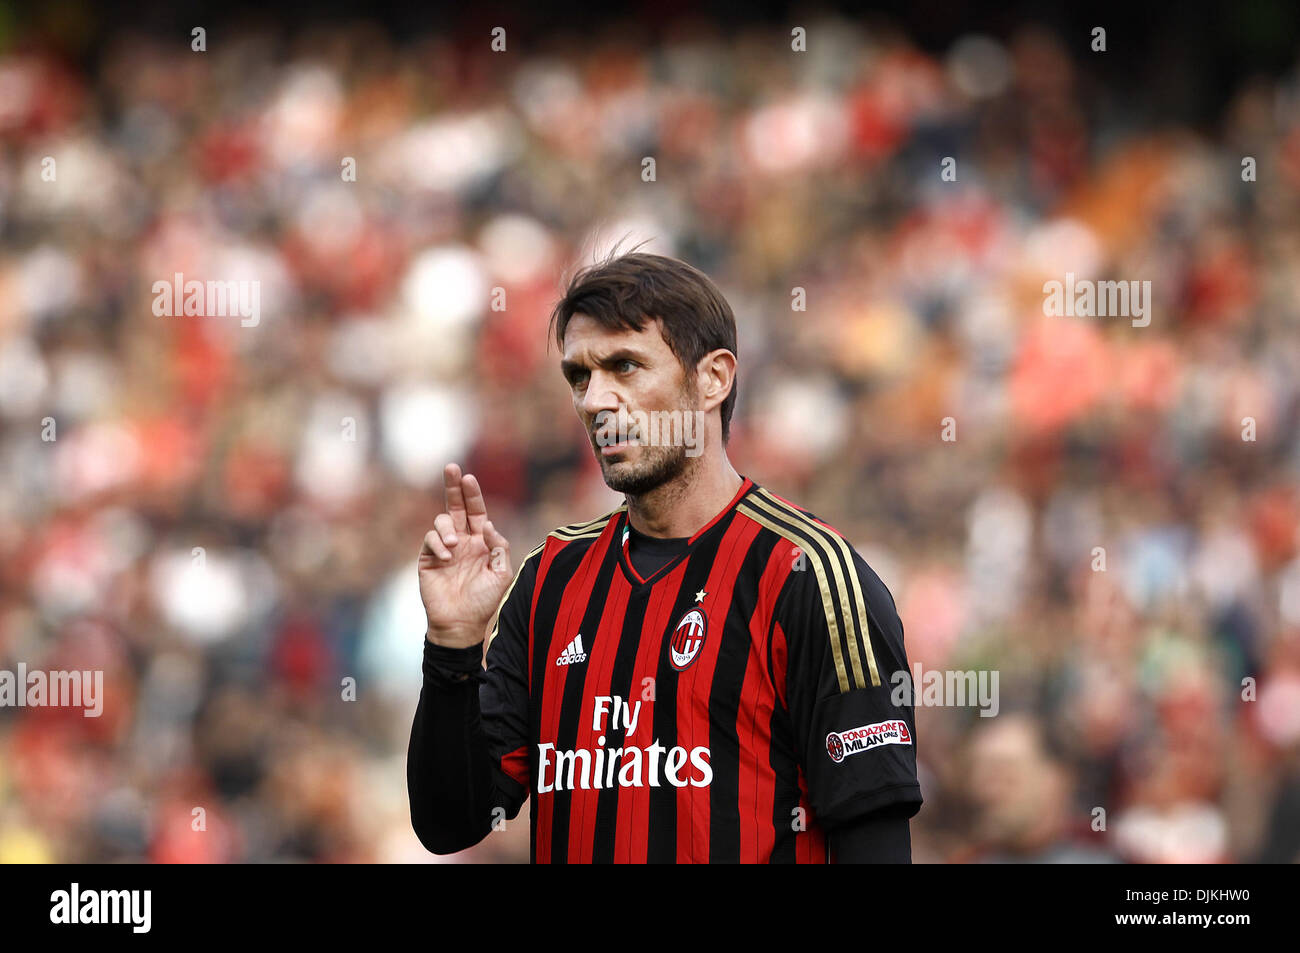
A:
[[596, 436, 637, 458]]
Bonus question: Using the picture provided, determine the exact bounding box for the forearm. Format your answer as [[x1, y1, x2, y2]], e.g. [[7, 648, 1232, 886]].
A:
[[828, 804, 914, 863], [406, 639, 498, 855]]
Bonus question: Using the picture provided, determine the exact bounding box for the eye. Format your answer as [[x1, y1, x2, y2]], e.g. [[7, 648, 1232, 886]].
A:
[[616, 359, 636, 374]]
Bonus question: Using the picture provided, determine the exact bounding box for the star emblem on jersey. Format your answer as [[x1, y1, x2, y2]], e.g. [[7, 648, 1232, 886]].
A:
[[556, 633, 587, 666], [695, 589, 707, 604], [669, 607, 708, 671]]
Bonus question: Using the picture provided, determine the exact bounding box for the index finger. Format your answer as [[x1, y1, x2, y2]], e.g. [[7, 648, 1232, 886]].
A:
[[443, 463, 469, 535]]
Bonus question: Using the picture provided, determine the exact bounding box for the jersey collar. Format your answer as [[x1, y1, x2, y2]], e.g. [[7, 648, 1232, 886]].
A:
[[614, 476, 754, 587]]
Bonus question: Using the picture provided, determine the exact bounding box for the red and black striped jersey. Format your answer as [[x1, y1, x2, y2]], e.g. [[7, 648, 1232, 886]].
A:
[[481, 476, 922, 863]]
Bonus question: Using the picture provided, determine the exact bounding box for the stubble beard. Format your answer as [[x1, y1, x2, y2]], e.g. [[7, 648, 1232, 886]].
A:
[[599, 441, 690, 496], [595, 380, 699, 498]]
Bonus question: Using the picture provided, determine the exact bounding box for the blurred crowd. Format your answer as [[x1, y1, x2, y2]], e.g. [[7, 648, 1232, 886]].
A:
[[2, 10, 1300, 863]]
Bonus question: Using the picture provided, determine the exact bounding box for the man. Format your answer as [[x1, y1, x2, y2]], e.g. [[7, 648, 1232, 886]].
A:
[[959, 714, 1120, 864], [407, 252, 922, 862]]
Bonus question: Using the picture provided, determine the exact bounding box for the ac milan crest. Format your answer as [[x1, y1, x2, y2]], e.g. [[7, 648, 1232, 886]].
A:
[[826, 732, 845, 763], [669, 607, 708, 671]]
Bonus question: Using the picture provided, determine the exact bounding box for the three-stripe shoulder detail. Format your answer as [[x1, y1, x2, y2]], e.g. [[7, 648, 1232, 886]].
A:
[[546, 505, 626, 543], [736, 488, 880, 692]]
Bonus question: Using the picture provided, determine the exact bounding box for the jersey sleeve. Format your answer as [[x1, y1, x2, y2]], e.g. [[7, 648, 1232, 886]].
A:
[[774, 543, 923, 830], [406, 547, 538, 854]]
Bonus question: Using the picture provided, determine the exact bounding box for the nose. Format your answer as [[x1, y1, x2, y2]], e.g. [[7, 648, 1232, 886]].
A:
[[579, 370, 621, 421]]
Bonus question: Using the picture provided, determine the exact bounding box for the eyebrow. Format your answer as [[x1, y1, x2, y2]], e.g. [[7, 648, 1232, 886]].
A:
[[560, 348, 649, 379]]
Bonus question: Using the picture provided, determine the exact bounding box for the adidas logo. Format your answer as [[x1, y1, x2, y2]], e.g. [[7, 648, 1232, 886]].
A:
[[556, 633, 587, 666]]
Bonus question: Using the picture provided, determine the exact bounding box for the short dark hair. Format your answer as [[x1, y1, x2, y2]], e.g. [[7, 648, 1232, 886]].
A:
[[548, 247, 738, 442]]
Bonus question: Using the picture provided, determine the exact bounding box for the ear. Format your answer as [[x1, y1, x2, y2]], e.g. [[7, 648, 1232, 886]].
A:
[[695, 349, 736, 415]]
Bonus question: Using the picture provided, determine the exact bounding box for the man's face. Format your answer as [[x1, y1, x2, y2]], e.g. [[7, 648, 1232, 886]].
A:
[[560, 313, 699, 496]]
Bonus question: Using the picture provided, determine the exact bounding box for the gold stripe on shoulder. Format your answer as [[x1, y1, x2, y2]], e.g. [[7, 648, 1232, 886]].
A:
[[736, 501, 851, 693], [546, 529, 605, 545], [753, 488, 880, 688], [486, 542, 546, 653], [746, 494, 865, 688], [550, 505, 626, 540]]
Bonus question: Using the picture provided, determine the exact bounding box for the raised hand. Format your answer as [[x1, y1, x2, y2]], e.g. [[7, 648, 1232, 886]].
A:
[[418, 463, 514, 648]]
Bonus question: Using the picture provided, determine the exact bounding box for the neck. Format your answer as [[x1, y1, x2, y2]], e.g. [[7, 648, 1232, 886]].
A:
[[625, 453, 744, 538]]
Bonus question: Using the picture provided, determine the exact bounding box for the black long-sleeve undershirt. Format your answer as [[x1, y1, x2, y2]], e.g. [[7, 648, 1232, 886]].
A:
[[406, 640, 912, 862], [406, 640, 502, 855]]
